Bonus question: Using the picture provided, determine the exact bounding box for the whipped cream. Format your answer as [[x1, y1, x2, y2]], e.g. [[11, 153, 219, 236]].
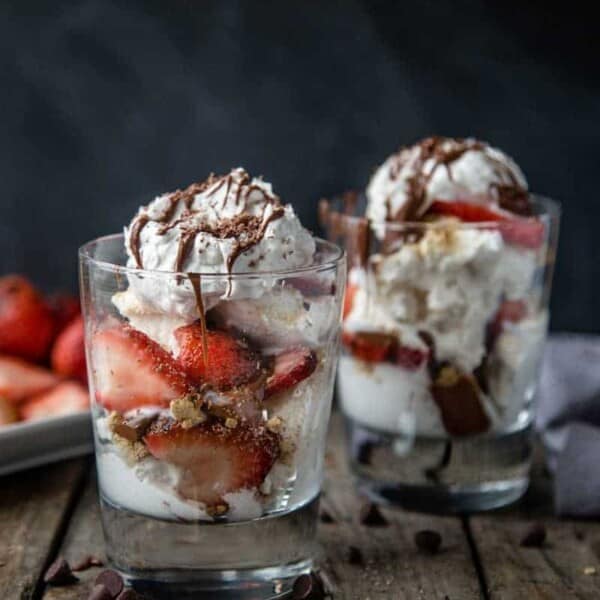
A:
[[123, 168, 316, 317], [366, 137, 528, 223]]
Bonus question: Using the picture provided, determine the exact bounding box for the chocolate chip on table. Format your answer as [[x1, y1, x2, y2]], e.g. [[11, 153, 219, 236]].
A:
[[292, 571, 325, 599], [72, 554, 105, 571], [95, 569, 124, 597], [359, 502, 388, 527], [88, 584, 114, 600], [43, 556, 78, 585], [346, 545, 364, 565], [414, 530, 442, 554], [320, 509, 335, 524], [520, 523, 546, 548]]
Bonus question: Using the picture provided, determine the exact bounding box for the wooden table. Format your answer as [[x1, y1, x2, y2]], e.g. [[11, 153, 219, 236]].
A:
[[1, 413, 599, 600]]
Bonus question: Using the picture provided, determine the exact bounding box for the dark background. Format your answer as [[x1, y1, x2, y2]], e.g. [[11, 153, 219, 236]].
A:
[[1, 1, 597, 331]]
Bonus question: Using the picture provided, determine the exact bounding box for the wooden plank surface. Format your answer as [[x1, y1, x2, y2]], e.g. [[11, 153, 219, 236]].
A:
[[0, 458, 88, 600]]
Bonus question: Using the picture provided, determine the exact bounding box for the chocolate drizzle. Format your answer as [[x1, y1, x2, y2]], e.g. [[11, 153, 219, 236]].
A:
[[385, 137, 530, 221], [188, 273, 208, 366]]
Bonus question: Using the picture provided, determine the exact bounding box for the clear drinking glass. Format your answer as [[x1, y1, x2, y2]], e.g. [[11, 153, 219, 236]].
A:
[[321, 194, 559, 513], [79, 233, 345, 599]]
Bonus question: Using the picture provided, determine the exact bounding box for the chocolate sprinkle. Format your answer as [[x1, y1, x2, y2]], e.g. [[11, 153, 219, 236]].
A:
[[520, 523, 547, 548], [94, 569, 124, 597], [43, 557, 78, 586], [359, 502, 388, 527], [414, 529, 442, 554]]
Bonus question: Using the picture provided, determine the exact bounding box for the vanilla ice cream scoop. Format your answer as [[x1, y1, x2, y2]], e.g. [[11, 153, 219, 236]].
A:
[[122, 168, 316, 317], [366, 137, 529, 223]]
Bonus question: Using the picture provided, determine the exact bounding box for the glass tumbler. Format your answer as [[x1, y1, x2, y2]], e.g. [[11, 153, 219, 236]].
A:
[[79, 234, 345, 599], [321, 195, 559, 513]]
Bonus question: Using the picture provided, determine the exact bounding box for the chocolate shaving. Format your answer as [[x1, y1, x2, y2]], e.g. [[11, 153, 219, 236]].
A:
[[94, 569, 124, 597], [113, 413, 158, 442], [292, 572, 325, 599]]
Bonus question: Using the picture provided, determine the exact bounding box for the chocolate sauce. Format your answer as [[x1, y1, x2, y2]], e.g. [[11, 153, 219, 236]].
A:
[[188, 273, 208, 367]]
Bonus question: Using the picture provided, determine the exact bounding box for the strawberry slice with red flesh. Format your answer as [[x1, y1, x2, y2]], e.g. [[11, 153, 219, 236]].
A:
[[144, 418, 279, 507], [175, 324, 262, 391], [264, 347, 318, 399], [51, 315, 88, 384], [20, 381, 89, 422], [0, 275, 56, 362], [92, 325, 192, 412], [342, 331, 427, 370], [428, 201, 545, 249], [0, 355, 60, 404]]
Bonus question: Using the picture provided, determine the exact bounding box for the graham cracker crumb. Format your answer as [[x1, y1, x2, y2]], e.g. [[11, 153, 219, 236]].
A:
[[170, 395, 206, 429], [107, 412, 149, 465], [225, 417, 238, 429]]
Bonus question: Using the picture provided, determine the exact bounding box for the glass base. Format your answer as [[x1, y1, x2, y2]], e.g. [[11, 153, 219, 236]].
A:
[[347, 417, 533, 514], [100, 494, 319, 599]]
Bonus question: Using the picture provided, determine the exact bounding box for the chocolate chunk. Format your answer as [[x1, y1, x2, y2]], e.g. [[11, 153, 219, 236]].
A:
[[95, 569, 124, 596], [346, 545, 364, 565], [292, 572, 325, 599], [88, 584, 113, 600], [43, 557, 78, 585], [520, 523, 546, 548], [320, 509, 335, 524], [113, 413, 157, 442], [359, 502, 388, 527], [415, 529, 442, 554], [430, 366, 490, 436], [72, 554, 104, 572], [117, 589, 143, 599]]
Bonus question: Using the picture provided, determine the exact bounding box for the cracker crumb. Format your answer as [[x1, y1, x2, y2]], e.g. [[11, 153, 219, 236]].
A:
[[266, 416, 282, 433], [107, 412, 149, 464], [170, 395, 206, 429], [225, 417, 238, 429]]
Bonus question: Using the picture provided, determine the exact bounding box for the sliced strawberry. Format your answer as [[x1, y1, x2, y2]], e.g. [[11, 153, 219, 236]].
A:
[[342, 331, 396, 363], [428, 200, 544, 249], [20, 381, 89, 421], [47, 292, 81, 336], [144, 418, 279, 507], [285, 276, 336, 297], [0, 397, 18, 426], [51, 315, 87, 384], [264, 347, 318, 399], [0, 275, 56, 362], [0, 356, 60, 404], [174, 324, 262, 391], [395, 344, 428, 370], [343, 282, 358, 320], [489, 299, 528, 341], [92, 325, 192, 412]]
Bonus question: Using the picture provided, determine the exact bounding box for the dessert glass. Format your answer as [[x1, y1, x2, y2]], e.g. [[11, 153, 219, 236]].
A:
[[79, 233, 345, 599], [322, 195, 559, 513]]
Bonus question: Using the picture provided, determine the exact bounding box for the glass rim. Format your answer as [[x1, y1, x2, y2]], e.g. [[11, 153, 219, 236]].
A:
[[79, 233, 346, 279], [323, 193, 561, 231]]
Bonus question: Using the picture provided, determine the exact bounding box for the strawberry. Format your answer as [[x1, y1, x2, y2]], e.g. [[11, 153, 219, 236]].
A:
[[0, 356, 59, 404], [0, 397, 18, 426], [428, 201, 544, 249], [47, 293, 81, 336], [342, 331, 396, 363], [174, 324, 262, 391], [20, 381, 89, 421], [92, 325, 192, 412], [144, 418, 279, 507], [0, 275, 56, 362], [51, 315, 87, 384], [342, 282, 358, 320], [395, 344, 428, 370], [264, 347, 318, 399]]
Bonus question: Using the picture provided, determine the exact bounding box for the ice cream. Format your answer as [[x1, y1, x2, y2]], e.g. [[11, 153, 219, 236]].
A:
[[87, 168, 342, 523], [334, 137, 548, 438]]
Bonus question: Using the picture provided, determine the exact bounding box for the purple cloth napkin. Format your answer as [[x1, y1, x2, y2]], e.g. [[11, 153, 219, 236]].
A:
[[536, 334, 600, 516]]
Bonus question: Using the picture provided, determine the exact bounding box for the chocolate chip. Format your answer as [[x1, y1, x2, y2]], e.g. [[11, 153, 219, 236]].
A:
[[292, 572, 325, 599], [72, 554, 104, 572], [520, 523, 546, 548], [43, 557, 78, 586], [320, 509, 335, 524], [117, 589, 143, 599], [346, 545, 363, 565], [415, 529, 442, 554], [88, 584, 113, 600], [359, 502, 388, 527], [95, 569, 124, 596]]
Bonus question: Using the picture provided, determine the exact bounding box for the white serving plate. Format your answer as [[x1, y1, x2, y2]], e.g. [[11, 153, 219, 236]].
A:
[[0, 411, 93, 476]]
